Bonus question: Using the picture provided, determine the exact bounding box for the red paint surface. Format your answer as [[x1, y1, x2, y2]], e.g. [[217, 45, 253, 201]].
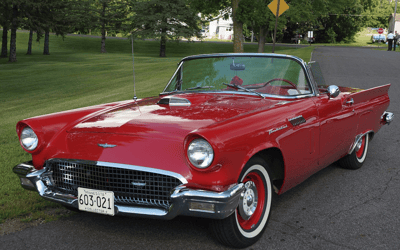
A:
[[17, 84, 391, 194]]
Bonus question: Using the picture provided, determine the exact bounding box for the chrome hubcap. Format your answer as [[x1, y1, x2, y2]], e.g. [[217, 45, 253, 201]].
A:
[[238, 181, 258, 220], [355, 138, 363, 152]]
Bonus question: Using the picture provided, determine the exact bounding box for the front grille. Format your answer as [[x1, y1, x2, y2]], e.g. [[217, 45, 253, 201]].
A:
[[46, 159, 183, 209]]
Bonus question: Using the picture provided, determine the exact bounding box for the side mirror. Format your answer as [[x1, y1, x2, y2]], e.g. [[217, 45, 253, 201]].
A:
[[327, 85, 340, 98]]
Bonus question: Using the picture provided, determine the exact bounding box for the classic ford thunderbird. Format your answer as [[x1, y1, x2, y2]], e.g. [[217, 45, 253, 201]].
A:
[[13, 53, 393, 248]]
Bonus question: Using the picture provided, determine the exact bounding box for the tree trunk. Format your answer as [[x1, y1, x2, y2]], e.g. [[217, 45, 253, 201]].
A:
[[101, 29, 106, 53], [159, 32, 166, 57], [27, 29, 33, 55], [43, 30, 50, 55], [258, 27, 266, 53], [9, 4, 18, 63], [101, 2, 107, 53], [232, 0, 244, 53], [1, 25, 8, 58]]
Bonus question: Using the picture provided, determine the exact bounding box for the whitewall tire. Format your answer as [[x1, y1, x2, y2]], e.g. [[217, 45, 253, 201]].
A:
[[210, 157, 273, 248]]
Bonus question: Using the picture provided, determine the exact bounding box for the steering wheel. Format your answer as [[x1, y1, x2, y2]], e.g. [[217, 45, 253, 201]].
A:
[[262, 78, 300, 95]]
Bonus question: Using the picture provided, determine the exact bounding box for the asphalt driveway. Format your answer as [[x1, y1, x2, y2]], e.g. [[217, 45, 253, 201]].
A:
[[1, 46, 399, 250]]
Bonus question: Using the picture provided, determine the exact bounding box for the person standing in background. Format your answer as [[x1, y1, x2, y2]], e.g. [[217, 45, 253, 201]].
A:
[[394, 31, 399, 51], [387, 31, 394, 51]]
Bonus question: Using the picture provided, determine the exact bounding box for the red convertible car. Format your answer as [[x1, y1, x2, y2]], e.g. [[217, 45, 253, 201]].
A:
[[13, 53, 393, 248]]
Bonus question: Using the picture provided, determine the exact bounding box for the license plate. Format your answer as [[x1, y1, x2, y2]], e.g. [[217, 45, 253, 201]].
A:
[[78, 187, 114, 216]]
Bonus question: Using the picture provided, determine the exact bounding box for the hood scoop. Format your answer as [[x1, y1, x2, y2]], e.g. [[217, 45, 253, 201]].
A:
[[158, 97, 191, 107]]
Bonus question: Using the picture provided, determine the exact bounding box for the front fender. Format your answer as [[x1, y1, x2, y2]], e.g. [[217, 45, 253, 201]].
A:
[[16, 100, 133, 166]]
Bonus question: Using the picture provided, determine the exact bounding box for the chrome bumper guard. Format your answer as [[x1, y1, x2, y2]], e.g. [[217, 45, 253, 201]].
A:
[[13, 161, 244, 220], [381, 111, 394, 125]]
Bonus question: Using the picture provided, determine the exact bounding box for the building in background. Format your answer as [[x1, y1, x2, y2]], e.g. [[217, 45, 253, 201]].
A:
[[207, 16, 234, 40], [388, 13, 400, 33]]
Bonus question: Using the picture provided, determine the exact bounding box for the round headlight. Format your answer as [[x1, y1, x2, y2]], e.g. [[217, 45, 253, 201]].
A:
[[187, 138, 214, 169], [20, 127, 38, 151]]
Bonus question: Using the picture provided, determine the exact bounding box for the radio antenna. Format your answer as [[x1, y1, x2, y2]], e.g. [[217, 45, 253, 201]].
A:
[[131, 33, 137, 101]]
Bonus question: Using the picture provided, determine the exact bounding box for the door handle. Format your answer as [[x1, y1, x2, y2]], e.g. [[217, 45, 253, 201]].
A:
[[346, 98, 354, 105]]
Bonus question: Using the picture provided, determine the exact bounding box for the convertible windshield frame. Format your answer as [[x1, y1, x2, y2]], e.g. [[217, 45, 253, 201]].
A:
[[161, 53, 317, 99]]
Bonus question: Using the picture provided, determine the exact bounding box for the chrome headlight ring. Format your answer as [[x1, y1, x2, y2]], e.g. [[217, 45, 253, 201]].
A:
[[20, 127, 38, 151], [187, 138, 214, 169]]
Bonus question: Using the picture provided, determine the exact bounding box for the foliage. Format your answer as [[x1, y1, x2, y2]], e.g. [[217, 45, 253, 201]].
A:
[[0, 0, 13, 57], [130, 0, 202, 57], [326, 27, 338, 43], [191, 0, 246, 52], [283, 0, 365, 43], [237, 0, 287, 51], [84, 0, 129, 53], [361, 0, 394, 28], [237, 0, 370, 44], [317, 3, 364, 43], [2, 0, 83, 60]]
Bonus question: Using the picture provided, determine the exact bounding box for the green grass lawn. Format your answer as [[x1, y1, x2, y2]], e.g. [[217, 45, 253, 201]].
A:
[[0, 31, 314, 224]]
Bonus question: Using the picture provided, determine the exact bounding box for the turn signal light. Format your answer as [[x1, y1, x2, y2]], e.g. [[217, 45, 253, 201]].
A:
[[189, 202, 215, 213]]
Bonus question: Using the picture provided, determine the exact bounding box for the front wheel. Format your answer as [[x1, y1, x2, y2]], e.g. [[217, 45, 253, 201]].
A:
[[210, 157, 273, 248], [339, 133, 369, 170]]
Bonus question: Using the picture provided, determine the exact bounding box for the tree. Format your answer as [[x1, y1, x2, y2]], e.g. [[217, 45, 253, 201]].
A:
[[20, 0, 47, 55], [9, 3, 18, 62], [191, 0, 245, 52], [0, 0, 13, 58], [35, 0, 75, 55], [314, 0, 364, 43], [232, 0, 244, 52], [83, 0, 129, 53], [238, 0, 366, 45], [131, 0, 201, 57], [361, 0, 393, 28], [237, 0, 288, 52]]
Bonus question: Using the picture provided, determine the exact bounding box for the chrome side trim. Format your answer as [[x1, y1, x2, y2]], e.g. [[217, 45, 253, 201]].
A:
[[348, 131, 373, 155], [98, 143, 117, 148]]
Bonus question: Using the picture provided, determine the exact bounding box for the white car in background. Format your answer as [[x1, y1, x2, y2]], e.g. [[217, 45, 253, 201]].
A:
[[371, 34, 386, 43]]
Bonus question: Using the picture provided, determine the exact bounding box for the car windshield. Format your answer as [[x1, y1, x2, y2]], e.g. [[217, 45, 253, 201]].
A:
[[163, 56, 312, 97]]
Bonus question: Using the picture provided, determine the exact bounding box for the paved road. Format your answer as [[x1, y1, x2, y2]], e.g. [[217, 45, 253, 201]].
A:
[[1, 47, 399, 250]]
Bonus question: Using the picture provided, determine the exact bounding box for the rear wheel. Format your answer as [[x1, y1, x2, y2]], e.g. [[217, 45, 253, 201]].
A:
[[210, 157, 273, 248], [339, 133, 369, 170]]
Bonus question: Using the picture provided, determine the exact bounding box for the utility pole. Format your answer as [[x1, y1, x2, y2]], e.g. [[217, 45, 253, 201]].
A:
[[272, 0, 280, 53], [394, 0, 398, 32]]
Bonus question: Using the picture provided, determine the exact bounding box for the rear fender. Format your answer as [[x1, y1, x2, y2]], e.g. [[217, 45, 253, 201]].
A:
[[347, 84, 390, 135], [346, 84, 390, 105]]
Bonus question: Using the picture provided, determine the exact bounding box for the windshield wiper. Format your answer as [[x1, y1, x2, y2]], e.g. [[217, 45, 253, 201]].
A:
[[185, 86, 215, 90], [222, 82, 265, 99]]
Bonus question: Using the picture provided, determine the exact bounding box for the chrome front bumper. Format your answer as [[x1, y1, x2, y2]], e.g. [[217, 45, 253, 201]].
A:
[[13, 161, 244, 220]]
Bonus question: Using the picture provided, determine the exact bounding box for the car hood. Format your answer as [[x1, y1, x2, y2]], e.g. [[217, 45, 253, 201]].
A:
[[68, 93, 282, 140]]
